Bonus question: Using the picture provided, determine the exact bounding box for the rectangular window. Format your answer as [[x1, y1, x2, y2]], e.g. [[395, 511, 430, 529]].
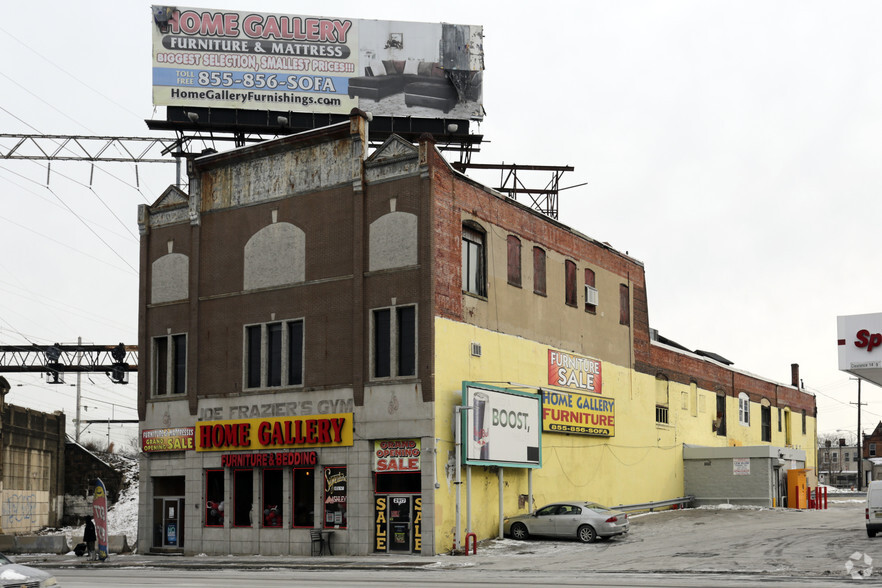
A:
[[372, 305, 417, 379], [267, 323, 282, 387], [205, 470, 224, 527], [262, 469, 283, 527], [619, 284, 630, 326], [245, 319, 305, 389], [802, 410, 807, 435], [584, 268, 597, 314], [397, 306, 416, 376], [778, 407, 782, 432], [154, 337, 168, 396], [288, 320, 304, 386], [761, 405, 771, 442], [246, 325, 261, 389], [507, 235, 521, 287], [565, 260, 577, 307], [845, 452, 850, 462], [871, 443, 877, 457], [373, 309, 391, 378], [462, 226, 485, 296], [832, 452, 839, 463], [233, 469, 253, 527], [323, 466, 347, 529], [533, 247, 546, 296], [153, 333, 187, 396], [292, 468, 315, 528]]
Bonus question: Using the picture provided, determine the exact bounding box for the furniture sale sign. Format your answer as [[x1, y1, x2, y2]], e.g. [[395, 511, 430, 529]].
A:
[[547, 349, 603, 394]]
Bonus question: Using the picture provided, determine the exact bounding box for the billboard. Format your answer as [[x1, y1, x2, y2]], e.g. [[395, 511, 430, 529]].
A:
[[837, 313, 882, 387], [151, 6, 483, 120], [462, 382, 541, 468]]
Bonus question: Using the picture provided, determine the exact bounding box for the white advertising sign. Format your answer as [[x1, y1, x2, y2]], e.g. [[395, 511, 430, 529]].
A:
[[462, 383, 541, 468], [733, 457, 750, 476], [837, 313, 882, 387]]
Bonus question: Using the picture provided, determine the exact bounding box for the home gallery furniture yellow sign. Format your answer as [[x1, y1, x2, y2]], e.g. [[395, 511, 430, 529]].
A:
[[541, 388, 615, 437]]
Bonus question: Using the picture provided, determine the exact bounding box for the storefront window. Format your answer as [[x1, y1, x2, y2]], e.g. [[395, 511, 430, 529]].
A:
[[262, 469, 282, 527], [323, 466, 347, 529], [205, 470, 224, 527], [292, 468, 315, 528], [233, 469, 253, 527]]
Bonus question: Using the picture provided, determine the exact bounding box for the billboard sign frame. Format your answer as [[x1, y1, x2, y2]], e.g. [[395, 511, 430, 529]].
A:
[[461, 382, 541, 469]]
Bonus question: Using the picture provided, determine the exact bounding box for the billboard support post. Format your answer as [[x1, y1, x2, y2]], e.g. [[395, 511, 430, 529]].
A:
[[498, 468, 504, 539], [453, 404, 472, 553]]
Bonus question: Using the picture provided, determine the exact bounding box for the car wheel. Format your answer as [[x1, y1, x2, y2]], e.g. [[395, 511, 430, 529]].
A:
[[511, 522, 529, 540], [869, 529, 877, 538], [578, 525, 597, 543]]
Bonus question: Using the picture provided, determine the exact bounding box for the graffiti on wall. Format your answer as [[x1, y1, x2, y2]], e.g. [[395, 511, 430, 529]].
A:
[[1, 490, 49, 532]]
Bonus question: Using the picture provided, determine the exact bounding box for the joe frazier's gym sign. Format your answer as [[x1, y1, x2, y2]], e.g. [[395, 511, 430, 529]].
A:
[[196, 413, 353, 451]]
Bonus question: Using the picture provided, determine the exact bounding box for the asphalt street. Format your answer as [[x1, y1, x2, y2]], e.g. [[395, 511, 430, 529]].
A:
[[14, 498, 878, 586]]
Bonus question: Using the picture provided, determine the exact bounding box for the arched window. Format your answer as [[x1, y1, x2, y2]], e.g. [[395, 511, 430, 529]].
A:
[[738, 392, 750, 426]]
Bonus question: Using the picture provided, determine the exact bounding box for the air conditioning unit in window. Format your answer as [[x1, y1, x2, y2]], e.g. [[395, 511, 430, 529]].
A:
[[585, 285, 599, 306], [470, 342, 482, 357]]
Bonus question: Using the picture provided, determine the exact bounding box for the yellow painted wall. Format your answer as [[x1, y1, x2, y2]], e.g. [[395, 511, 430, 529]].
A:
[[432, 318, 817, 552]]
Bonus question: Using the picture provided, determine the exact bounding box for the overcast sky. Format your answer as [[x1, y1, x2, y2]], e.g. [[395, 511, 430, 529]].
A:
[[2, 1, 880, 448]]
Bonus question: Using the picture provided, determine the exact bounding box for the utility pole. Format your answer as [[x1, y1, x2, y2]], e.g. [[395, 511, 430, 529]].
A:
[[851, 378, 866, 491]]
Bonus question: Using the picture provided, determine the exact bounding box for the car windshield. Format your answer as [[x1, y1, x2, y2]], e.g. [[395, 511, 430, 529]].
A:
[[0, 553, 12, 565]]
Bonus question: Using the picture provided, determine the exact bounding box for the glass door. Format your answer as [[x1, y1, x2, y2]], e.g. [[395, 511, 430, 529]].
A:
[[387, 496, 412, 553]]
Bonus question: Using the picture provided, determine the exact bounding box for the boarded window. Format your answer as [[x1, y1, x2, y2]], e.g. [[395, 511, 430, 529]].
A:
[[619, 284, 630, 326], [507, 235, 521, 287], [533, 247, 546, 295], [565, 260, 577, 307]]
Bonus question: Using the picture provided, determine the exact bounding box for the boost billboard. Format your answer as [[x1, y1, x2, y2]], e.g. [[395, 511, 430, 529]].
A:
[[462, 382, 541, 468], [151, 6, 484, 120]]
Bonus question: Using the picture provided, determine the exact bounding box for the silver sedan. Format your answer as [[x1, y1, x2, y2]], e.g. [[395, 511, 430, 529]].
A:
[[503, 501, 630, 543], [0, 552, 59, 586]]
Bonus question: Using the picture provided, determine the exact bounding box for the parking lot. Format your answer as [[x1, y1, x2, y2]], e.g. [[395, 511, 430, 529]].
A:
[[472, 497, 874, 579]]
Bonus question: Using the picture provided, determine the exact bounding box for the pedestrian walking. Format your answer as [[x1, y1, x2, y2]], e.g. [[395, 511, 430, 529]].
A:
[[83, 515, 97, 561]]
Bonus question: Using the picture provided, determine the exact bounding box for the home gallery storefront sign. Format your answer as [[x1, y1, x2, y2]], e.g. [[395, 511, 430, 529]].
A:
[[195, 414, 353, 451]]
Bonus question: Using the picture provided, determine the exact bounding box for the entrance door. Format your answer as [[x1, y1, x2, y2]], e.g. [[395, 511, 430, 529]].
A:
[[152, 497, 185, 549], [164, 499, 180, 547], [387, 496, 412, 552]]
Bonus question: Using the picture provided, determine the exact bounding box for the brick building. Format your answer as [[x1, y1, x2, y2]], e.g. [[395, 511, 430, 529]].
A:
[[136, 112, 817, 556]]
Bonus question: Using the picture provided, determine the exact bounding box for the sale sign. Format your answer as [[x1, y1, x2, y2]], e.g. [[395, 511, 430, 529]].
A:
[[547, 349, 602, 394], [373, 439, 420, 472]]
